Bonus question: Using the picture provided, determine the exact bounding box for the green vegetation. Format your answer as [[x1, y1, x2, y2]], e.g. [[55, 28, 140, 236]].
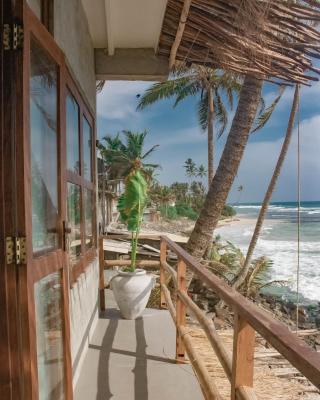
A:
[[99, 130, 160, 271], [206, 238, 287, 298]]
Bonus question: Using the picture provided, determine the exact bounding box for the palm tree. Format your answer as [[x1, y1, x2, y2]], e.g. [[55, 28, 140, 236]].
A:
[[236, 185, 244, 204], [184, 158, 197, 180], [232, 85, 300, 290], [151, 185, 175, 217], [98, 130, 160, 179], [187, 75, 263, 261], [197, 164, 207, 179], [137, 65, 242, 185]]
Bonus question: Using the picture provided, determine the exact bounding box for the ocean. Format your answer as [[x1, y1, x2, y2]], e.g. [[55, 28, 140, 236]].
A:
[[216, 201, 320, 303]]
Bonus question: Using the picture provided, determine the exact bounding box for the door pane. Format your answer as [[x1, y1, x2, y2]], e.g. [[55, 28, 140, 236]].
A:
[[34, 272, 65, 400], [84, 189, 93, 249], [83, 117, 92, 181], [30, 38, 58, 253], [66, 94, 80, 174], [67, 183, 81, 264]]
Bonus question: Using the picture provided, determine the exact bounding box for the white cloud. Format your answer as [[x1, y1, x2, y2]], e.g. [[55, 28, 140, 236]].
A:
[[97, 81, 153, 120], [229, 114, 320, 202]]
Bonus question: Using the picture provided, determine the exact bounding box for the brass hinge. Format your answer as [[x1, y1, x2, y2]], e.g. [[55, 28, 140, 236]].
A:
[[3, 23, 24, 51], [6, 237, 27, 265]]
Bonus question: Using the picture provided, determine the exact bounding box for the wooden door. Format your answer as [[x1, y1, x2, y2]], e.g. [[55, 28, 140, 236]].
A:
[[19, 6, 72, 400], [0, 0, 24, 398]]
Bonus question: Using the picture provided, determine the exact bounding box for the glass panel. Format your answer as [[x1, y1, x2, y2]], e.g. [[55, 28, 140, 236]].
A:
[[66, 94, 80, 174], [83, 117, 92, 181], [84, 189, 93, 249], [35, 272, 65, 400], [67, 183, 81, 264], [30, 38, 58, 253]]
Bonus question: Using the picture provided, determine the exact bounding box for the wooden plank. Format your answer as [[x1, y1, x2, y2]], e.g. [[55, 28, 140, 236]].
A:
[[162, 236, 320, 389], [231, 314, 256, 400], [160, 240, 167, 309], [176, 258, 186, 362]]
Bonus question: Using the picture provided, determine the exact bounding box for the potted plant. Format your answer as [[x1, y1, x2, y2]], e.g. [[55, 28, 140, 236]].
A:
[[102, 131, 159, 319]]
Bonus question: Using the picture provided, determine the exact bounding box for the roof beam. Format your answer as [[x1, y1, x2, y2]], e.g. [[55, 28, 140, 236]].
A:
[[169, 0, 192, 69], [95, 48, 169, 81]]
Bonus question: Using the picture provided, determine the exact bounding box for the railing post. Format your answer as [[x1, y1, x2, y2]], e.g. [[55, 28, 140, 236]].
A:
[[99, 236, 106, 311], [231, 313, 255, 400], [160, 238, 167, 309], [176, 257, 186, 363]]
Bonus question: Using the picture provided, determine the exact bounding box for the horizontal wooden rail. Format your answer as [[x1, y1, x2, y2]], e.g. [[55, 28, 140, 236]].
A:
[[161, 260, 177, 288], [160, 283, 176, 323], [100, 233, 162, 241], [161, 235, 320, 390], [177, 289, 232, 379], [104, 259, 160, 268]]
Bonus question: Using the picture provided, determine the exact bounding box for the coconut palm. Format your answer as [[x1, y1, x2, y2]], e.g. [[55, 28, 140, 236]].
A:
[[186, 75, 263, 262], [232, 85, 300, 290], [186, 75, 285, 264], [197, 164, 207, 179], [184, 158, 197, 180], [137, 65, 242, 185], [98, 130, 160, 179]]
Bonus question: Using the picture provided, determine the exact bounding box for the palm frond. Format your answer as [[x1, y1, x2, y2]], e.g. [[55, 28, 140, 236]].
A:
[[137, 77, 194, 110], [252, 86, 286, 133], [197, 92, 209, 131], [142, 144, 160, 159], [173, 81, 200, 107], [214, 90, 228, 138]]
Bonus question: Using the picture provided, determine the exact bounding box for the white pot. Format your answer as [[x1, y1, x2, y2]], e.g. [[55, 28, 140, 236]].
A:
[[110, 269, 154, 319]]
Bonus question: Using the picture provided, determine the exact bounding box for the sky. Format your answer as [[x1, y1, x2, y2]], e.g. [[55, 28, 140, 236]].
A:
[[97, 79, 320, 203]]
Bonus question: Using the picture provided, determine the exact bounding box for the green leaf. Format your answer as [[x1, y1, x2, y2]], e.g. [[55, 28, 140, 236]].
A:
[[252, 86, 285, 133]]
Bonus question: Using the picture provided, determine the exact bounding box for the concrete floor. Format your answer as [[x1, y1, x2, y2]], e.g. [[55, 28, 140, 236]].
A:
[[74, 290, 203, 400]]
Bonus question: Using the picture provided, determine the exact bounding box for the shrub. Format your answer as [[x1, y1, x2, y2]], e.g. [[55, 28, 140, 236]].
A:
[[175, 202, 198, 220], [159, 205, 178, 220], [222, 204, 236, 217]]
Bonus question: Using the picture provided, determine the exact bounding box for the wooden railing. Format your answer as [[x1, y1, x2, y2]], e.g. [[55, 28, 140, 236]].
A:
[[99, 235, 320, 400]]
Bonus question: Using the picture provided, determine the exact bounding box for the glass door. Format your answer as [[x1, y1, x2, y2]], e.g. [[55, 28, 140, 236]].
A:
[[22, 6, 72, 400]]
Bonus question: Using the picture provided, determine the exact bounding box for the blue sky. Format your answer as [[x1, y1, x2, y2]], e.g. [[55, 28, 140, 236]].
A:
[[97, 80, 320, 203]]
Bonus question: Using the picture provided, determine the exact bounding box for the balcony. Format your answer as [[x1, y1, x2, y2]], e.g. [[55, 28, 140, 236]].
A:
[[74, 290, 202, 399]]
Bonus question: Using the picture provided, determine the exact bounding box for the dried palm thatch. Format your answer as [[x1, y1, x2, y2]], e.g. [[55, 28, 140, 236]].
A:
[[158, 0, 320, 84], [188, 327, 320, 399]]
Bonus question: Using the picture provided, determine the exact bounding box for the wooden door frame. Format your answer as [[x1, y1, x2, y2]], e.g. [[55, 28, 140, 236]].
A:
[[0, 0, 26, 398], [20, 5, 73, 400]]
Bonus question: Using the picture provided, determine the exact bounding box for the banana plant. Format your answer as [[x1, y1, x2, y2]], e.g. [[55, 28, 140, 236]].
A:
[[117, 169, 148, 271]]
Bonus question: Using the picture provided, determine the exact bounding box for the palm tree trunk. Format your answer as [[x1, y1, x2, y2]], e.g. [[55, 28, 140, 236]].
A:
[[232, 85, 300, 290], [187, 75, 263, 261], [207, 87, 214, 185]]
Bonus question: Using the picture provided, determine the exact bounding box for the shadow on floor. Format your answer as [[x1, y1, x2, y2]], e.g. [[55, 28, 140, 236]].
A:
[[93, 309, 159, 400]]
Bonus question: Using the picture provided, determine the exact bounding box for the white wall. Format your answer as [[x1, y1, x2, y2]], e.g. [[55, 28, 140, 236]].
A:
[[27, 0, 96, 112]]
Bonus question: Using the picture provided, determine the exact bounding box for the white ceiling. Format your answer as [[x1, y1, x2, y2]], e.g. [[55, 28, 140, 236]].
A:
[[81, 0, 168, 54]]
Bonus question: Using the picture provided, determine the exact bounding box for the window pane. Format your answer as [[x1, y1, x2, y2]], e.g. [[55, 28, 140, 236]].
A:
[[84, 189, 93, 249], [35, 272, 65, 400], [30, 38, 58, 253], [83, 117, 92, 181], [67, 183, 81, 265], [66, 95, 80, 174]]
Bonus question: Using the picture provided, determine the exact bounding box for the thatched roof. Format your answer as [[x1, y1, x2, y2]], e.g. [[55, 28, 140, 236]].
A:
[[158, 0, 320, 85]]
